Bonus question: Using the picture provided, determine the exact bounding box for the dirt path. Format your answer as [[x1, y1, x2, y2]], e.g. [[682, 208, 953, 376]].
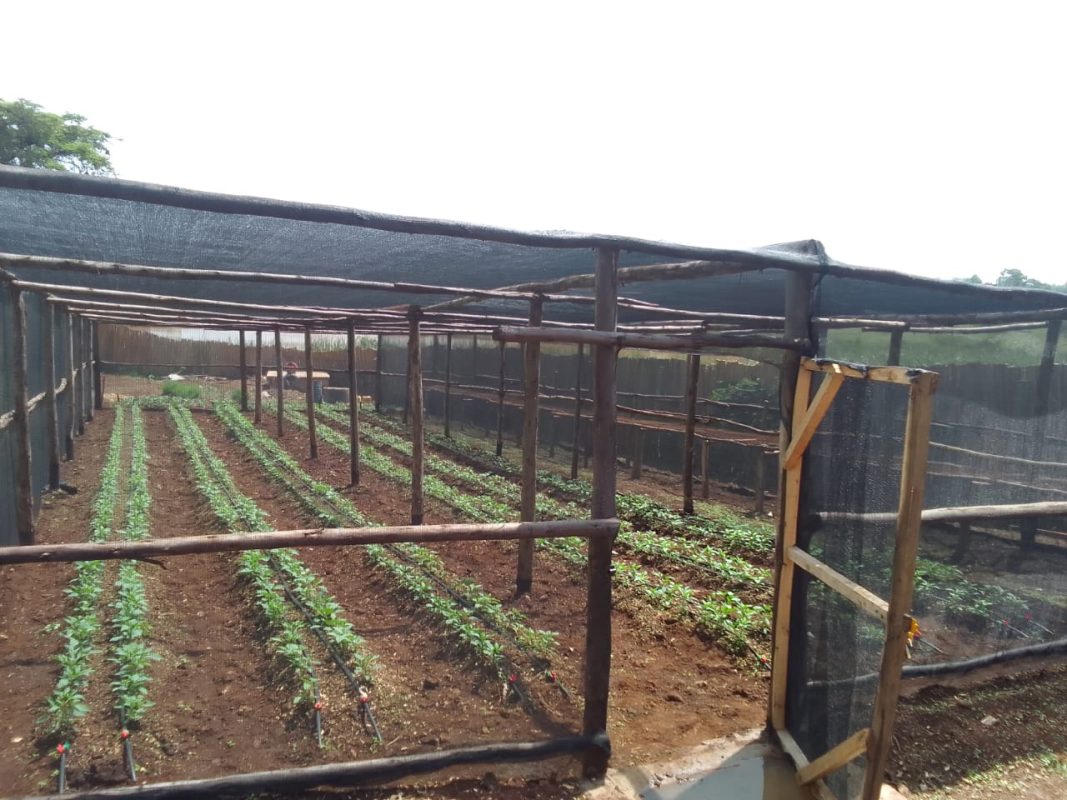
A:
[[0, 410, 115, 794]]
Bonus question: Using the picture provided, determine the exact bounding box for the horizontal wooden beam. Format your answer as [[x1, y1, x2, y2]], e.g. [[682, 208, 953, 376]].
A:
[[801, 358, 932, 386], [816, 501, 1067, 526], [788, 546, 889, 623], [8, 735, 609, 800], [775, 728, 838, 800], [493, 326, 809, 352], [0, 518, 619, 565]]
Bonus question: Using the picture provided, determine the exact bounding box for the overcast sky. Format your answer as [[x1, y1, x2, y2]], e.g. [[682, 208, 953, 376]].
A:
[[4, 1, 1064, 284]]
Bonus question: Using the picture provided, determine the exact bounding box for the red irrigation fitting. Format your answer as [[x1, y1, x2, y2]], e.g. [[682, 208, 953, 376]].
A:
[[508, 674, 517, 683], [56, 743, 66, 754], [314, 701, 323, 710], [120, 729, 130, 740], [358, 688, 370, 704]]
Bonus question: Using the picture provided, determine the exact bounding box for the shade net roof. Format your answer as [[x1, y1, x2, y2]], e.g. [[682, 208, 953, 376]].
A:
[[1, 165, 1065, 323]]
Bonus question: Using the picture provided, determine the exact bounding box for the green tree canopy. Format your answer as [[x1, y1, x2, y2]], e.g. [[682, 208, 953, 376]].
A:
[[0, 98, 113, 175]]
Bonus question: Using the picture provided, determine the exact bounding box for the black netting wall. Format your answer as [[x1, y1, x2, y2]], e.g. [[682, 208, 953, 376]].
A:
[[788, 379, 911, 798], [0, 293, 79, 545], [374, 334, 782, 494]]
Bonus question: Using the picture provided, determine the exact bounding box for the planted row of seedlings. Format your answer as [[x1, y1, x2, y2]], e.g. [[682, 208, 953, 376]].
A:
[[166, 401, 382, 745], [43, 407, 126, 790], [380, 410, 1041, 643], [43, 402, 160, 789], [214, 400, 569, 708], [290, 402, 770, 660]]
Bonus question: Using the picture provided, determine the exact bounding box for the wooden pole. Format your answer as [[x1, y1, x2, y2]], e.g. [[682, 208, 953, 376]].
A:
[[886, 329, 904, 366], [274, 327, 284, 437], [10, 286, 35, 545], [471, 334, 478, 380], [85, 317, 95, 421], [682, 353, 701, 514], [495, 340, 506, 456], [347, 321, 361, 486], [629, 426, 643, 479], [254, 330, 263, 424], [701, 438, 710, 500], [769, 270, 814, 729], [304, 327, 318, 459], [409, 309, 425, 525], [862, 373, 938, 800], [571, 343, 584, 479], [374, 333, 384, 413], [583, 247, 618, 779], [45, 303, 61, 489], [239, 330, 249, 411], [65, 311, 76, 460], [91, 320, 102, 411], [403, 337, 411, 426], [444, 332, 453, 438], [74, 316, 85, 435], [517, 296, 544, 594]]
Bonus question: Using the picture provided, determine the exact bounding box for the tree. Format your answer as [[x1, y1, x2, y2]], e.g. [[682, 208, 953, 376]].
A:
[[0, 98, 113, 175], [994, 268, 1046, 289]]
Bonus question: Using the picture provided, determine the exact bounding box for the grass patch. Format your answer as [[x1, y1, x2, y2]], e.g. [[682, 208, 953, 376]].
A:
[[161, 381, 200, 400]]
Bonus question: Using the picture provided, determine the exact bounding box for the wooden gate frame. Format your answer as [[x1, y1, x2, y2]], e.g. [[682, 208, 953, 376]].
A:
[[770, 358, 939, 800]]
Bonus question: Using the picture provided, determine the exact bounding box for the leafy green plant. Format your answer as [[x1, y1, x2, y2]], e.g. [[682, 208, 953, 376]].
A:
[[161, 381, 200, 400]]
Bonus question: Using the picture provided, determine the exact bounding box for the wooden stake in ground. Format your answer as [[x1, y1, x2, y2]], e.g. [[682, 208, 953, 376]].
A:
[[629, 426, 643, 479], [444, 332, 453, 438], [92, 320, 102, 411], [347, 321, 361, 486], [274, 327, 284, 437], [886, 329, 903, 366], [374, 333, 384, 413], [701, 438, 711, 500], [583, 247, 619, 778], [45, 303, 61, 489], [239, 330, 249, 411], [409, 309, 425, 525], [571, 342, 584, 479], [517, 296, 543, 594], [254, 330, 263, 424], [85, 317, 95, 421], [304, 327, 317, 459], [10, 286, 35, 545], [682, 353, 700, 514], [496, 339, 506, 457], [65, 310, 76, 460], [76, 316, 87, 433]]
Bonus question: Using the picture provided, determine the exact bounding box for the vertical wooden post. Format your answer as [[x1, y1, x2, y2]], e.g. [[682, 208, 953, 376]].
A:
[[629, 426, 643, 479], [1024, 318, 1062, 550], [304, 327, 318, 459], [45, 304, 61, 489], [432, 334, 441, 376], [10, 286, 35, 545], [495, 340, 506, 456], [701, 438, 710, 500], [409, 309, 425, 525], [75, 316, 85, 435], [65, 310, 76, 460], [403, 338, 411, 426], [85, 318, 95, 421], [682, 353, 701, 514], [886, 329, 904, 366], [347, 321, 361, 487], [571, 342, 584, 479], [862, 373, 938, 800], [444, 332, 453, 438], [254, 330, 263, 424], [516, 297, 544, 594], [753, 449, 766, 516], [92, 321, 102, 411], [374, 333, 384, 413], [769, 270, 814, 729], [274, 327, 284, 437], [583, 247, 618, 778], [239, 330, 249, 411], [548, 368, 560, 457], [471, 334, 478, 380]]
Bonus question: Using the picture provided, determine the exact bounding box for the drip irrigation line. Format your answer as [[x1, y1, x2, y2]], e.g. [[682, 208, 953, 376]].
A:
[[118, 718, 136, 783], [178, 410, 382, 740], [56, 743, 68, 793]]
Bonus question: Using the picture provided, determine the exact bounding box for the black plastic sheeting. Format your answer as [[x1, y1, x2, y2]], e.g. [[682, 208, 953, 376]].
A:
[[1, 166, 1066, 321]]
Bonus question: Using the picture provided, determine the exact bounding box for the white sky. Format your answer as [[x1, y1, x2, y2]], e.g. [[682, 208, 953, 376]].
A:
[[3, 1, 1065, 284]]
